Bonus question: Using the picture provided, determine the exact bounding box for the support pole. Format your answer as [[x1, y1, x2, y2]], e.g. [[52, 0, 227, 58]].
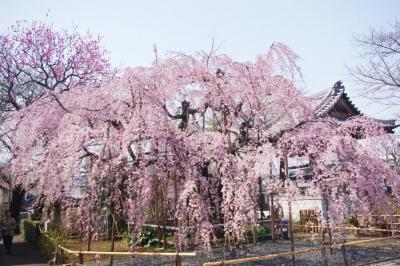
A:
[[162, 193, 167, 249], [269, 161, 275, 242], [270, 194, 275, 241], [341, 238, 348, 266], [60, 249, 64, 264], [321, 230, 328, 266], [87, 226, 92, 251], [258, 177, 264, 220], [285, 154, 295, 266], [109, 218, 115, 266], [79, 252, 83, 264], [288, 200, 295, 266], [175, 252, 182, 266]]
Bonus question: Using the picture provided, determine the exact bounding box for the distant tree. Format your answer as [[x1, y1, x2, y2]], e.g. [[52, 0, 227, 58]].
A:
[[350, 21, 400, 105], [0, 19, 115, 227], [0, 19, 114, 118]]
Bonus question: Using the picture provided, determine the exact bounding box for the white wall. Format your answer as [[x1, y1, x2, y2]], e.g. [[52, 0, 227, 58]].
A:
[[277, 196, 323, 222]]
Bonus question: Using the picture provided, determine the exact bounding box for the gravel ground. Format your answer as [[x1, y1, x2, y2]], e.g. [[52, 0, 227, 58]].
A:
[[86, 239, 400, 266]]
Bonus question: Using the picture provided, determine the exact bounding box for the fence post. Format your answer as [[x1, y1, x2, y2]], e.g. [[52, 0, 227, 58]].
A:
[[175, 252, 182, 266], [321, 230, 328, 266], [60, 249, 64, 264], [79, 252, 84, 264], [288, 200, 296, 266], [270, 194, 275, 241], [285, 154, 296, 266], [341, 239, 349, 266]]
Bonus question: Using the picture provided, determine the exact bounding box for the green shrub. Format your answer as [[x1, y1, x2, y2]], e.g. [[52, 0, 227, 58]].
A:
[[38, 229, 68, 260], [37, 235, 55, 259], [255, 225, 270, 236], [122, 230, 132, 245], [245, 225, 271, 238], [20, 219, 41, 244], [136, 229, 158, 247], [45, 229, 68, 246]]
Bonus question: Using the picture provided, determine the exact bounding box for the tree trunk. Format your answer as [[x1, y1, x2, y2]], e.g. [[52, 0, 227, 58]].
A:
[[10, 185, 25, 234]]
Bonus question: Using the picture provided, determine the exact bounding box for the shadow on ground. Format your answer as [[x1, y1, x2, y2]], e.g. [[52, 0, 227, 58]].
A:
[[0, 235, 47, 266]]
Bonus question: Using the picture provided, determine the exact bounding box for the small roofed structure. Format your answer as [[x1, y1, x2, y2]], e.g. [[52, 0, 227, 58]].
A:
[[309, 81, 398, 133]]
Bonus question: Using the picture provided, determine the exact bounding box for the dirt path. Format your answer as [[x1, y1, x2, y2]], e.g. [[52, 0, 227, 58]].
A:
[[0, 235, 48, 266]]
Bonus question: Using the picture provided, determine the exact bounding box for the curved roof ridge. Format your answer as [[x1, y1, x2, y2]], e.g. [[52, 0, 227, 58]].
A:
[[313, 81, 345, 117], [341, 91, 362, 115]]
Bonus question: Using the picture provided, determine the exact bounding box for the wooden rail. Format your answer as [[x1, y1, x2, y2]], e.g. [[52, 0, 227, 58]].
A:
[[42, 233, 196, 265], [203, 247, 322, 266], [203, 234, 400, 265], [293, 224, 400, 234]]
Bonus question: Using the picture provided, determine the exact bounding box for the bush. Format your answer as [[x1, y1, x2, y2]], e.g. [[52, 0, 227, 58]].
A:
[[256, 225, 270, 236], [37, 235, 55, 259], [245, 225, 271, 239], [122, 230, 132, 245], [137, 229, 158, 247], [38, 229, 68, 260], [20, 219, 41, 245]]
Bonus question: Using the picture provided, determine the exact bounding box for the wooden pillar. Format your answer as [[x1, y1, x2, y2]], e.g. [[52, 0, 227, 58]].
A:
[[202, 113, 205, 131], [341, 239, 348, 266], [175, 252, 182, 266], [253, 183, 258, 244], [269, 161, 275, 241], [321, 230, 328, 266], [323, 195, 333, 255], [390, 214, 394, 237], [162, 193, 167, 249], [270, 194, 275, 241], [258, 177, 264, 219], [79, 252, 84, 264], [284, 154, 295, 266], [109, 218, 115, 266], [87, 227, 92, 251], [174, 176, 178, 227], [60, 249, 64, 264], [288, 200, 295, 266]]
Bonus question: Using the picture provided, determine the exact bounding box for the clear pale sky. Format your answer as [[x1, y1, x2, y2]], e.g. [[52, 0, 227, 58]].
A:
[[1, 0, 399, 119]]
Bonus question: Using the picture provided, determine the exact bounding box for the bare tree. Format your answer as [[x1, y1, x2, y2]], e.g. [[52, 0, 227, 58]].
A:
[[350, 21, 400, 105]]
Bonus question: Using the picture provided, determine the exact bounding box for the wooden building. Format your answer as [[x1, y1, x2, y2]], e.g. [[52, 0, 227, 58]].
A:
[[261, 81, 398, 221]]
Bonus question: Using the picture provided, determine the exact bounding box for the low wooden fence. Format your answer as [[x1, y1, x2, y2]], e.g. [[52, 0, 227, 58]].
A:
[[42, 233, 196, 266], [43, 225, 400, 266], [203, 227, 400, 266], [293, 224, 400, 235]]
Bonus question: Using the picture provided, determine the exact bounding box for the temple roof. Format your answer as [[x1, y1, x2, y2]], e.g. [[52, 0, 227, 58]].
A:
[[310, 81, 361, 118], [309, 81, 398, 133]]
